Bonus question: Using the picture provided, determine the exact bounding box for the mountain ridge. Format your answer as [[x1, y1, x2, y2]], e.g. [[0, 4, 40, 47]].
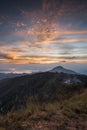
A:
[[0, 70, 87, 130], [0, 71, 87, 113], [0, 73, 27, 80], [50, 66, 78, 74]]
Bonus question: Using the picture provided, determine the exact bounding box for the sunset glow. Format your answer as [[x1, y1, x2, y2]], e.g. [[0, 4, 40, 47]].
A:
[[0, 0, 87, 74]]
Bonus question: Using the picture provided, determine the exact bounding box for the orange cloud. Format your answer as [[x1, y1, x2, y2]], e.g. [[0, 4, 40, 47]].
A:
[[7, 48, 25, 53], [16, 22, 26, 27], [0, 52, 86, 64], [53, 38, 87, 44]]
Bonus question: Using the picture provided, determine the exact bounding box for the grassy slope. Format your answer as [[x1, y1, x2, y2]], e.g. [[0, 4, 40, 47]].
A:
[[0, 72, 87, 129], [0, 89, 87, 130], [0, 72, 85, 113]]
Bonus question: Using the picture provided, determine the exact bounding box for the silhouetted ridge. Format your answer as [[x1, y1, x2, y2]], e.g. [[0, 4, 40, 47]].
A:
[[50, 66, 77, 74], [0, 71, 87, 113]]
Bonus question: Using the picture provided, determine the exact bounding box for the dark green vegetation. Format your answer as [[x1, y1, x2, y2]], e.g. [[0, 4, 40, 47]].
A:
[[0, 72, 87, 130]]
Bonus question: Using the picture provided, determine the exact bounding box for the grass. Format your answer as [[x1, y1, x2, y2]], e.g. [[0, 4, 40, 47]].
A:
[[0, 128, 5, 130], [61, 89, 87, 118], [0, 89, 87, 130]]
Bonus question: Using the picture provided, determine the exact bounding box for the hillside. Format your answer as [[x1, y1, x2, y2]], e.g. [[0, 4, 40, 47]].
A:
[[0, 88, 87, 130], [0, 71, 87, 130], [0, 72, 87, 113]]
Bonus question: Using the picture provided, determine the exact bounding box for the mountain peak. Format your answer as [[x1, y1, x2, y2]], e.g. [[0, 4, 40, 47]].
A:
[[50, 66, 77, 74], [55, 66, 64, 69]]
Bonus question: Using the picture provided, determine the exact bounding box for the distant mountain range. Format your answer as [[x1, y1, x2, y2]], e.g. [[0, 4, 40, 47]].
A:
[[0, 66, 78, 80], [0, 73, 27, 80]]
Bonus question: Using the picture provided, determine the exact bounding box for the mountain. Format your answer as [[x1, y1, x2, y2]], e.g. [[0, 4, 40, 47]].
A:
[[0, 71, 87, 130], [0, 73, 27, 80], [50, 66, 77, 74], [0, 66, 78, 81], [0, 71, 87, 113]]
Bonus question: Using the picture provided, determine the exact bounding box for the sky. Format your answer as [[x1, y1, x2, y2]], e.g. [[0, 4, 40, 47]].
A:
[[0, 0, 87, 74]]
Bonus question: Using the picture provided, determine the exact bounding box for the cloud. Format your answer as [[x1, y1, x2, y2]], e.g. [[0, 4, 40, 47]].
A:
[[0, 53, 86, 65], [16, 22, 26, 27], [0, 22, 3, 25], [7, 48, 26, 53], [26, 26, 87, 45], [0, 52, 13, 60], [0, 0, 87, 66], [42, 0, 58, 11]]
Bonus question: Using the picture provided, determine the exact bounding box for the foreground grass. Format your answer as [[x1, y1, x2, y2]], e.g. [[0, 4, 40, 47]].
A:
[[0, 90, 87, 130], [61, 89, 87, 118], [0, 128, 5, 130]]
